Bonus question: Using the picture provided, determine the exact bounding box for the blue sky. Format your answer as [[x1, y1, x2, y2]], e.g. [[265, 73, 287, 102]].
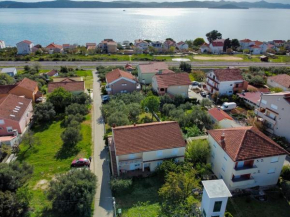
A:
[[0, 0, 288, 3]]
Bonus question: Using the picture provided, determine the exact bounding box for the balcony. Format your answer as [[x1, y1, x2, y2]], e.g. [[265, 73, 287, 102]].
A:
[[206, 81, 219, 91], [255, 109, 276, 125], [207, 76, 219, 84], [118, 158, 143, 166], [230, 176, 255, 188], [233, 165, 258, 176]]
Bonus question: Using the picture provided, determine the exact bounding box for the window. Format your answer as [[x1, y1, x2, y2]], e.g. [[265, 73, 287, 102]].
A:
[[213, 201, 222, 212], [157, 161, 162, 166], [172, 148, 178, 155], [230, 84, 233, 86], [261, 100, 267, 105], [224, 154, 228, 161], [271, 157, 279, 163], [0, 119, 4, 125], [229, 91, 233, 94], [211, 151, 215, 159], [268, 168, 276, 174], [122, 83, 127, 86], [271, 104, 278, 110], [222, 164, 226, 172], [156, 150, 163, 157], [7, 127, 13, 133]]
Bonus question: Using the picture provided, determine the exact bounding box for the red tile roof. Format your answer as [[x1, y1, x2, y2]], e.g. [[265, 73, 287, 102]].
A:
[[46, 69, 58, 77], [154, 73, 191, 88], [247, 85, 270, 93], [208, 108, 233, 121], [237, 92, 261, 105], [0, 85, 16, 94], [251, 45, 261, 49], [106, 68, 136, 84], [211, 42, 224, 47], [268, 74, 290, 89], [240, 39, 252, 43], [16, 78, 38, 92], [201, 43, 209, 47], [213, 69, 243, 82], [113, 121, 186, 156], [21, 40, 32, 45], [48, 81, 84, 93], [139, 62, 168, 74], [273, 40, 285, 43], [207, 127, 288, 161], [86, 43, 96, 47], [46, 43, 63, 49], [254, 40, 263, 46], [0, 94, 32, 121]]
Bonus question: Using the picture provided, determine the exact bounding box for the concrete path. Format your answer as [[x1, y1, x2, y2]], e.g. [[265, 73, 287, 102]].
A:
[[91, 70, 113, 217]]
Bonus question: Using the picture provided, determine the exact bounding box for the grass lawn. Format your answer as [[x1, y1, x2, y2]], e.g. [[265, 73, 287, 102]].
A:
[[76, 70, 93, 89], [115, 176, 163, 216], [17, 113, 92, 217], [226, 190, 290, 217]]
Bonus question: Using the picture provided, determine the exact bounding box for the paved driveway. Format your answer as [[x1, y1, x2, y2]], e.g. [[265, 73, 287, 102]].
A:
[[91, 71, 113, 217]]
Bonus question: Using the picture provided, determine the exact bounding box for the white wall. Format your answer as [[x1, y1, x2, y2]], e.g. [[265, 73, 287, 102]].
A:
[[167, 85, 189, 98], [17, 42, 33, 55], [267, 78, 289, 91]]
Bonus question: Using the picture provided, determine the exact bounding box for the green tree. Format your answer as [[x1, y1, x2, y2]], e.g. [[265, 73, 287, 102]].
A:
[[200, 98, 212, 108], [179, 61, 191, 73], [72, 92, 92, 105], [22, 130, 41, 149], [48, 169, 97, 217], [206, 30, 222, 43], [65, 103, 89, 116], [281, 165, 290, 181], [31, 62, 41, 74], [192, 70, 206, 82], [193, 38, 205, 46], [23, 65, 31, 73], [107, 112, 130, 127], [231, 39, 240, 50], [223, 38, 232, 52], [47, 87, 72, 113], [61, 127, 82, 145], [185, 126, 203, 138], [141, 96, 160, 120], [110, 178, 132, 195], [0, 73, 14, 85], [162, 103, 176, 116], [34, 102, 56, 124], [65, 114, 85, 126], [127, 103, 141, 123], [185, 139, 210, 165]]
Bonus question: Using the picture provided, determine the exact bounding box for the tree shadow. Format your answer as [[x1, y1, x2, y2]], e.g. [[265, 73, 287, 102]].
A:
[[17, 146, 39, 162], [54, 143, 79, 160]]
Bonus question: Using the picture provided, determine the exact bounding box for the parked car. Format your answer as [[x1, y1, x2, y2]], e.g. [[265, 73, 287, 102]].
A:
[[200, 91, 207, 97], [102, 95, 110, 103], [220, 102, 237, 111], [192, 81, 200, 86], [36, 97, 44, 102], [71, 158, 90, 167]]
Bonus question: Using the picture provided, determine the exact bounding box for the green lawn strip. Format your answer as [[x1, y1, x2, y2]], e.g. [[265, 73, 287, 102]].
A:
[[122, 203, 161, 217], [17, 113, 92, 216], [76, 70, 93, 89], [226, 190, 290, 217]]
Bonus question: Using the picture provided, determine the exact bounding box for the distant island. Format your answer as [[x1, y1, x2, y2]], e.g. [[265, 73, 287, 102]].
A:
[[0, 0, 290, 9]]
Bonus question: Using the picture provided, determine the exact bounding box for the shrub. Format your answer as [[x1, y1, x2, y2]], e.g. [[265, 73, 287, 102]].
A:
[[281, 180, 290, 200], [61, 127, 82, 145], [281, 165, 290, 181], [110, 178, 132, 195], [225, 212, 234, 217]]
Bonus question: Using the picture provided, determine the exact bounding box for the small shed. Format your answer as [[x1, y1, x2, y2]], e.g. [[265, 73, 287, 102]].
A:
[[1, 67, 17, 77], [260, 55, 268, 62], [201, 179, 232, 217]]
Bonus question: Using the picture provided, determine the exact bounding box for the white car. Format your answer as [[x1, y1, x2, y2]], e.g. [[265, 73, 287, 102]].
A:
[[220, 102, 237, 111]]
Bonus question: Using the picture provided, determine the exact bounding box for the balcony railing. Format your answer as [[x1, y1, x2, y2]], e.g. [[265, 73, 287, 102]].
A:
[[255, 109, 276, 125], [207, 76, 219, 84], [119, 158, 143, 166], [233, 165, 258, 176], [206, 81, 219, 91]]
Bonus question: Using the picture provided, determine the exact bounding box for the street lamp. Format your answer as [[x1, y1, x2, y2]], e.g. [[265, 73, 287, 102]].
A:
[[112, 197, 117, 217]]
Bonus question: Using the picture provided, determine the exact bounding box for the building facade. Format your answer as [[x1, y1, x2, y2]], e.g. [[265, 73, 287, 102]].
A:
[[16, 40, 34, 55], [137, 62, 169, 84]]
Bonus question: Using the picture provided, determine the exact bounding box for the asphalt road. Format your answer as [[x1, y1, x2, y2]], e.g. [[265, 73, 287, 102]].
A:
[[0, 61, 289, 68], [91, 70, 114, 217]]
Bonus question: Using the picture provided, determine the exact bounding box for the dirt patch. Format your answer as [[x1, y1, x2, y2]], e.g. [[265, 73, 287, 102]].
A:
[[194, 56, 243, 61], [34, 179, 49, 190]]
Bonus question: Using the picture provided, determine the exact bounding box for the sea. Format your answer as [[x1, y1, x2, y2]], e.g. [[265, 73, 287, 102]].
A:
[[0, 8, 290, 46]]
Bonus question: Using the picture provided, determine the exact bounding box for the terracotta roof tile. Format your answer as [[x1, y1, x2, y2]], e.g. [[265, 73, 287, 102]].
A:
[[154, 73, 191, 88], [208, 108, 234, 121], [0, 85, 16, 94], [213, 69, 243, 82], [268, 74, 290, 89], [237, 92, 261, 105], [240, 39, 252, 43], [106, 68, 136, 84], [207, 127, 288, 161], [48, 81, 84, 93], [0, 94, 32, 121], [46, 69, 58, 77], [46, 43, 63, 49], [20, 40, 32, 45], [139, 62, 168, 74], [113, 121, 186, 156], [16, 78, 38, 92]]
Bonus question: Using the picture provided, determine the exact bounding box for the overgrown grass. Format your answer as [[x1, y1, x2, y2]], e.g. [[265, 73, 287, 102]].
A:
[[76, 70, 93, 89], [226, 190, 290, 217], [18, 113, 92, 217]]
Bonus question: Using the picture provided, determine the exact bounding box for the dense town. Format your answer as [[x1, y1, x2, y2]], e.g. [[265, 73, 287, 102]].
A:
[[0, 30, 290, 217]]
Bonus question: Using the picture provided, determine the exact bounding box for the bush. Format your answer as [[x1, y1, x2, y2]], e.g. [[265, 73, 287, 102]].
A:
[[225, 212, 234, 217], [65, 103, 89, 116], [281, 165, 290, 181], [61, 127, 82, 145], [281, 180, 290, 200], [110, 178, 132, 195]]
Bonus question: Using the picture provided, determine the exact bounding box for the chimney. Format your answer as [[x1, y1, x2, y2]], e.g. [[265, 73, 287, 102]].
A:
[[112, 123, 116, 128], [221, 133, 225, 141]]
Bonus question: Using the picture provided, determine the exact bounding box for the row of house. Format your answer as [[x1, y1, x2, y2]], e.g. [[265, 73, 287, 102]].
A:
[[134, 39, 189, 53]]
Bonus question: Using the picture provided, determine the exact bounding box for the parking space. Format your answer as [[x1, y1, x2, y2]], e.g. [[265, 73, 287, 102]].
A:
[[188, 85, 209, 102]]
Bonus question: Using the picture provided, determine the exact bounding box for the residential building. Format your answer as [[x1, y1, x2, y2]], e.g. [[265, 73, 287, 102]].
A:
[[0, 94, 33, 136], [267, 74, 290, 91], [237, 91, 261, 108], [45, 69, 59, 77], [137, 62, 169, 84], [32, 44, 43, 53], [98, 39, 117, 53], [0, 78, 40, 101], [0, 40, 6, 49], [16, 40, 34, 55], [63, 44, 77, 51], [163, 39, 176, 52], [208, 107, 241, 128], [200, 43, 210, 53], [134, 39, 149, 52], [86, 43, 96, 49], [152, 72, 191, 97], [1, 68, 17, 77], [105, 68, 140, 95], [150, 41, 163, 52], [48, 78, 85, 94], [206, 69, 248, 95], [240, 39, 255, 50], [52, 77, 83, 82], [272, 40, 285, 47], [108, 121, 186, 176], [46, 43, 63, 54], [0, 134, 19, 147], [255, 92, 290, 141], [201, 180, 232, 217], [176, 41, 188, 51], [250, 45, 262, 55], [208, 127, 288, 190], [209, 39, 225, 54]]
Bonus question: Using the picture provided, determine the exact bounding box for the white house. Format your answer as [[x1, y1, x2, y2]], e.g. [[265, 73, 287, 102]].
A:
[[200, 43, 210, 53], [208, 107, 241, 128], [206, 68, 248, 96], [201, 180, 232, 217], [0, 40, 6, 49], [16, 40, 34, 55], [272, 40, 285, 47], [163, 39, 176, 52], [267, 74, 290, 91], [176, 41, 188, 51], [207, 127, 288, 190], [240, 39, 255, 50], [134, 39, 149, 52], [1, 68, 17, 77], [150, 41, 163, 52], [209, 39, 225, 54]]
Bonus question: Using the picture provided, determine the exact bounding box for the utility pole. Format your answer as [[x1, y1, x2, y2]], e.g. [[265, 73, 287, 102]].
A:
[[112, 197, 117, 217]]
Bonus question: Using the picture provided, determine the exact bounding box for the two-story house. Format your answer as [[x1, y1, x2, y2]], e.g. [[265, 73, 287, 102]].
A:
[[209, 39, 225, 54], [109, 121, 186, 176], [45, 42, 63, 54], [239, 39, 255, 50], [267, 74, 290, 91], [0, 94, 33, 136], [255, 92, 290, 142], [176, 41, 189, 51], [16, 40, 34, 55], [137, 62, 169, 84], [163, 39, 176, 52], [150, 41, 163, 52], [98, 39, 117, 53], [105, 68, 140, 95], [206, 69, 248, 96], [208, 127, 288, 190], [134, 39, 149, 53], [200, 43, 210, 53], [152, 72, 191, 97]]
